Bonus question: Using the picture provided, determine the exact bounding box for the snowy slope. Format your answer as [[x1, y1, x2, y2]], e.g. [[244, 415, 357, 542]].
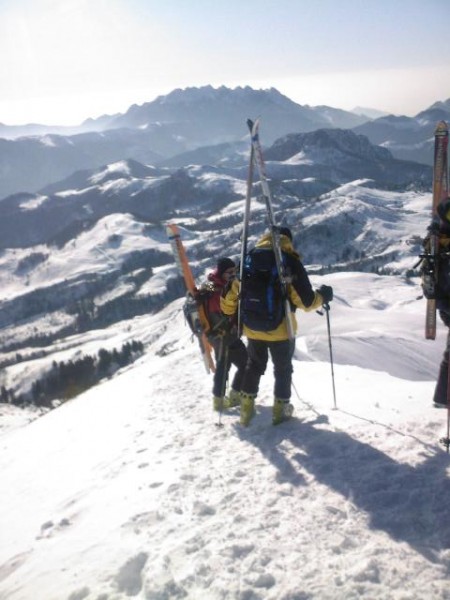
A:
[[1, 272, 450, 600], [0, 213, 171, 302]]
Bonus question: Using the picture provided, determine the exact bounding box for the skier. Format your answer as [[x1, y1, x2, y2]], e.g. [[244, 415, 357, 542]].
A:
[[196, 257, 248, 412], [221, 227, 333, 426], [423, 199, 450, 407]]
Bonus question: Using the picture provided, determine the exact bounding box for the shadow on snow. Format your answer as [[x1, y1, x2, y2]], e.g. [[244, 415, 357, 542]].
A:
[[234, 404, 450, 566]]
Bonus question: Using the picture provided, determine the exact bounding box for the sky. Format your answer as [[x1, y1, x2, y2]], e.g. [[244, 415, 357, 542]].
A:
[[0, 0, 450, 125]]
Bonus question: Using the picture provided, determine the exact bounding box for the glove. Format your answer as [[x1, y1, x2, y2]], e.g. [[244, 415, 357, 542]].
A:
[[318, 284, 333, 304]]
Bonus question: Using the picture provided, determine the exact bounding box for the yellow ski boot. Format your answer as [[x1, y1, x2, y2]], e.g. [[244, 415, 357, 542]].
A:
[[223, 389, 241, 409], [240, 393, 256, 426], [273, 398, 294, 425]]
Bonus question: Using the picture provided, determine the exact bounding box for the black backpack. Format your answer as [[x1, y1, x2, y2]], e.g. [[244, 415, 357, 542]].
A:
[[241, 248, 287, 331], [421, 236, 450, 309]]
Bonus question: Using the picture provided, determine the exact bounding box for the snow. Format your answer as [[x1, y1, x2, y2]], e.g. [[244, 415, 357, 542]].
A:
[[283, 151, 314, 166], [1, 271, 450, 600], [90, 161, 133, 184], [39, 136, 58, 147], [0, 213, 171, 301], [18, 195, 49, 211]]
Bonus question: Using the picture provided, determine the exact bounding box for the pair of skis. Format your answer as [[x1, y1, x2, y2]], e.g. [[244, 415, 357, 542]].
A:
[[238, 118, 295, 340]]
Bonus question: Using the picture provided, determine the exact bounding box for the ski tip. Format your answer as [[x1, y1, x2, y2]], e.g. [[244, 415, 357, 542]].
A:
[[246, 117, 260, 137], [435, 120, 448, 134], [166, 223, 180, 239]]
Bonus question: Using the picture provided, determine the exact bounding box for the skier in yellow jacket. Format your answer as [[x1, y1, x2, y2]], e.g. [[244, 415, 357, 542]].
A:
[[221, 227, 333, 426]]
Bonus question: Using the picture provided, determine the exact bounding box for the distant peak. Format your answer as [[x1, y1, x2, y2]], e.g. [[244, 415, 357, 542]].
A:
[[153, 84, 289, 105]]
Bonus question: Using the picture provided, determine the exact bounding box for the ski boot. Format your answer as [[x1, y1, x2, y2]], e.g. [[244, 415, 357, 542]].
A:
[[223, 389, 241, 409], [213, 396, 224, 412], [272, 398, 294, 425], [433, 401, 448, 409], [240, 393, 256, 426]]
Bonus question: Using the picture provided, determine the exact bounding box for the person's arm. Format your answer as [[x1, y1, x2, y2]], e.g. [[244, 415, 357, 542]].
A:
[[220, 278, 240, 316]]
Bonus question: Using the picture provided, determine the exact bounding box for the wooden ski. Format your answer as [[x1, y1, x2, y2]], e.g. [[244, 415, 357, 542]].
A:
[[166, 223, 215, 373]]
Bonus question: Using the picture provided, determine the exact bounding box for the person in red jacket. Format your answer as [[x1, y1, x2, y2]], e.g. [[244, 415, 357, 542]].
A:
[[197, 257, 248, 412]]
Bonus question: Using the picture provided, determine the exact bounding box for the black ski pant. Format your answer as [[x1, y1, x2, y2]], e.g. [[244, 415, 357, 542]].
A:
[[241, 338, 295, 400], [434, 311, 450, 405], [212, 337, 248, 398]]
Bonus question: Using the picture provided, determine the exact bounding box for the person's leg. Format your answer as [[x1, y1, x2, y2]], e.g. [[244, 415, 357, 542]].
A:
[[241, 339, 268, 395], [240, 339, 268, 425], [434, 329, 450, 407], [228, 338, 248, 392], [212, 339, 228, 410], [223, 339, 248, 408], [270, 339, 294, 399], [270, 340, 295, 424]]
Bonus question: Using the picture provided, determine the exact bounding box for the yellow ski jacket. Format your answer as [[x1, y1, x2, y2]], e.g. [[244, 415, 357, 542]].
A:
[[221, 233, 324, 341]]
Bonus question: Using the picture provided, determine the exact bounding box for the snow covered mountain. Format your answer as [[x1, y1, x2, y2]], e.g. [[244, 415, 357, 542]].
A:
[[0, 128, 170, 200], [0, 152, 432, 400], [353, 98, 450, 166], [352, 106, 390, 120], [263, 128, 430, 188], [98, 86, 368, 139], [0, 87, 445, 200], [0, 129, 430, 249]]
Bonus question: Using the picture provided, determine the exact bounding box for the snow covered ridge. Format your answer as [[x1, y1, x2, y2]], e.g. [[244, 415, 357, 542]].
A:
[[0, 128, 431, 252], [0, 274, 450, 600]]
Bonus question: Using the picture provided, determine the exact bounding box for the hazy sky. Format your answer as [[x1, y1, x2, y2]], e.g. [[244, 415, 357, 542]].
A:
[[1, 0, 449, 125]]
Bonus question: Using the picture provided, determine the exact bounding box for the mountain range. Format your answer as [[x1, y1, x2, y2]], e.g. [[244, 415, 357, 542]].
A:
[[353, 99, 450, 165], [0, 146, 430, 364], [0, 86, 447, 200], [1, 86, 450, 600], [0, 84, 444, 383], [0, 127, 430, 251]]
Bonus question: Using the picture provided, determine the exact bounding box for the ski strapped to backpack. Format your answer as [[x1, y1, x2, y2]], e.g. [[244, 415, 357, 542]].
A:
[[424, 120, 449, 340], [237, 143, 254, 336], [166, 223, 215, 373], [247, 118, 295, 339]]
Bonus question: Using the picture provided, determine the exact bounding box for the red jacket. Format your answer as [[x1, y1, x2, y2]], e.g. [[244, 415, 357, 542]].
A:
[[204, 270, 226, 317]]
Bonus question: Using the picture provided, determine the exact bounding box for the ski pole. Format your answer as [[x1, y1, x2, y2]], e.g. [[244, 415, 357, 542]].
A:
[[323, 303, 337, 410]]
